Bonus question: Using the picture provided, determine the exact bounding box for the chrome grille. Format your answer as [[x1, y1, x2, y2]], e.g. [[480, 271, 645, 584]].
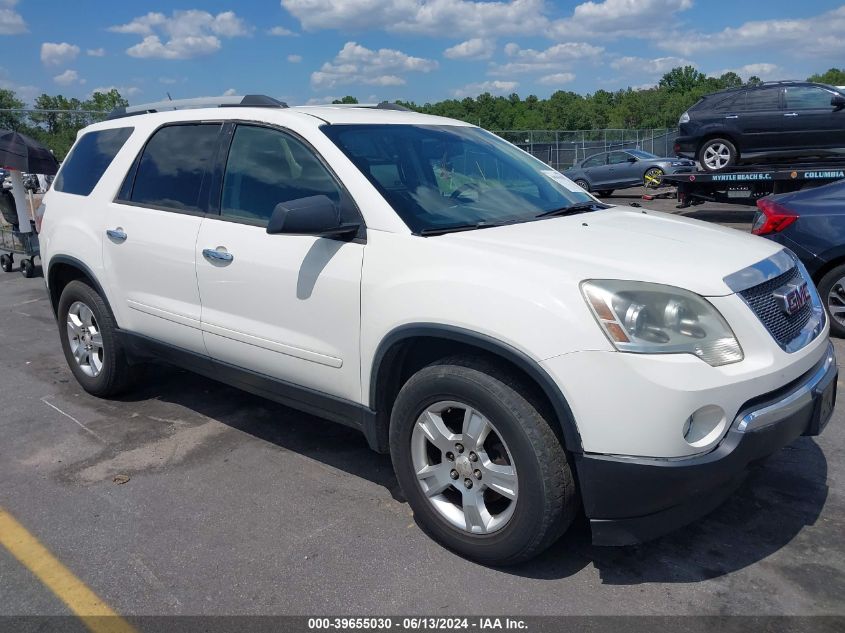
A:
[[738, 267, 813, 346]]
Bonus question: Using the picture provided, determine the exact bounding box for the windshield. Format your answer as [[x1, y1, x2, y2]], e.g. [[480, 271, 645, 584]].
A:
[[321, 124, 593, 234], [627, 149, 658, 159]]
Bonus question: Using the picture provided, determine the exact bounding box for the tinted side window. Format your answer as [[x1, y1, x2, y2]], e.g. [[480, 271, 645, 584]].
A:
[[786, 87, 835, 109], [583, 154, 605, 167], [714, 92, 745, 111], [745, 88, 780, 111], [221, 125, 342, 226], [608, 151, 630, 165], [54, 128, 133, 196], [129, 124, 221, 211]]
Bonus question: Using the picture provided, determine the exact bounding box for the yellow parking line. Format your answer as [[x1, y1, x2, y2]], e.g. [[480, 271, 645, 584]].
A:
[[0, 507, 138, 633]]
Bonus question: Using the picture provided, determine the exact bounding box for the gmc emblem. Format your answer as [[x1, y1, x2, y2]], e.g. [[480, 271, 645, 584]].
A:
[[773, 280, 811, 316]]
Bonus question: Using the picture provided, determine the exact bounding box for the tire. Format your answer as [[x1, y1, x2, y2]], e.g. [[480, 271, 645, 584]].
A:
[[643, 167, 664, 188], [0, 254, 11, 273], [817, 264, 845, 338], [389, 356, 577, 565], [20, 258, 34, 278], [57, 280, 135, 397], [573, 179, 590, 192], [698, 138, 737, 172], [596, 190, 613, 197]]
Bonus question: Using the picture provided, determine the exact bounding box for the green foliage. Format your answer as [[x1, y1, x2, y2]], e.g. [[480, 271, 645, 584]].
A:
[[807, 68, 845, 86], [331, 96, 359, 104]]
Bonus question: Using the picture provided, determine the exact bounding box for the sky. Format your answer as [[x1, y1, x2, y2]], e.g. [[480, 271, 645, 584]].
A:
[[1, 0, 844, 107]]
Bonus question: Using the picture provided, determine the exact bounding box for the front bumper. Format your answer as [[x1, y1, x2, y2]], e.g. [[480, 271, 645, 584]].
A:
[[578, 341, 837, 546]]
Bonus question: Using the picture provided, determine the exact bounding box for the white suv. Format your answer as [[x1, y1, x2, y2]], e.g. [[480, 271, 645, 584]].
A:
[[39, 95, 836, 564]]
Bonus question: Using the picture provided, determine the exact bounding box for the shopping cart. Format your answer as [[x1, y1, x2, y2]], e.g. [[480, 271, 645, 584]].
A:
[[0, 225, 39, 277]]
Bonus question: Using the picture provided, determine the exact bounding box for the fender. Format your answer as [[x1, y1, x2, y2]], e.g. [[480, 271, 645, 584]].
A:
[[370, 323, 583, 453], [46, 255, 112, 319]]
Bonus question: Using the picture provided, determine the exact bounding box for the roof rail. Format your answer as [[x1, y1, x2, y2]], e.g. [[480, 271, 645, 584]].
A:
[[758, 80, 804, 86], [106, 94, 289, 120], [304, 101, 411, 112]]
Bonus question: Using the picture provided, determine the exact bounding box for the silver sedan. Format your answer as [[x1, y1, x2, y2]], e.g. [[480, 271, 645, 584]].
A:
[[563, 149, 695, 196]]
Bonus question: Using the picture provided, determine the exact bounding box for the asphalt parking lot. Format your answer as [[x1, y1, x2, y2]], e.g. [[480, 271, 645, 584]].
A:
[[1, 194, 843, 620]]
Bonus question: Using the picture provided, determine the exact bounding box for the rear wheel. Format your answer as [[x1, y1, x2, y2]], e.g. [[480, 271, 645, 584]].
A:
[[20, 258, 34, 278], [596, 190, 613, 197], [57, 280, 135, 397], [389, 356, 577, 565], [698, 138, 737, 172], [818, 264, 845, 338], [573, 179, 590, 192], [0, 254, 11, 272]]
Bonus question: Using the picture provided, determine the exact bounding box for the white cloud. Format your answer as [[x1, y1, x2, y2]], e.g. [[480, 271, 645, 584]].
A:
[[610, 55, 694, 74], [550, 0, 692, 38], [287, 54, 303, 63], [444, 38, 494, 60], [715, 63, 781, 81], [489, 41, 602, 75], [41, 42, 80, 67], [87, 48, 106, 57], [53, 69, 83, 86], [282, 0, 547, 37], [661, 6, 845, 57], [0, 0, 26, 35], [282, 0, 691, 39], [223, 88, 237, 96], [306, 95, 341, 105], [110, 10, 251, 60], [311, 41, 437, 89], [91, 85, 141, 98], [0, 66, 38, 103], [451, 80, 518, 97], [538, 72, 575, 86], [268, 25, 296, 36]]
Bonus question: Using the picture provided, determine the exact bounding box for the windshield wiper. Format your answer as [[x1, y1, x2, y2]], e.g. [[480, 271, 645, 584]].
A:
[[419, 221, 507, 236], [535, 201, 610, 219]]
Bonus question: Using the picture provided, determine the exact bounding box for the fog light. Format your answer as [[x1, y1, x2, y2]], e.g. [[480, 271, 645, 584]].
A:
[[683, 405, 727, 447]]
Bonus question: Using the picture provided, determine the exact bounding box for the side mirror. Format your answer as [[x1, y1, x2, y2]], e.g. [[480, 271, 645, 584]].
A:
[[832, 94, 845, 110], [627, 156, 638, 163], [266, 195, 359, 239]]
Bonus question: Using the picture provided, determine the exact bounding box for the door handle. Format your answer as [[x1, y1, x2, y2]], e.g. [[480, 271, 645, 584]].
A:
[[784, 112, 798, 117], [106, 228, 127, 242], [725, 115, 739, 119], [202, 248, 234, 263]]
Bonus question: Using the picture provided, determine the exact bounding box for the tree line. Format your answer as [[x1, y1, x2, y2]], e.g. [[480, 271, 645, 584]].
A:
[[1, 67, 844, 161]]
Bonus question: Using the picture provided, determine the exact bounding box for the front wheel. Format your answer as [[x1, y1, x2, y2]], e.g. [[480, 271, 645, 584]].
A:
[[0, 254, 12, 272], [389, 357, 577, 565], [643, 167, 664, 188], [698, 138, 737, 172]]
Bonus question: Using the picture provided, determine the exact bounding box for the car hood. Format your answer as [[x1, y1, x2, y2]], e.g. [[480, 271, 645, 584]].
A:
[[443, 206, 783, 296]]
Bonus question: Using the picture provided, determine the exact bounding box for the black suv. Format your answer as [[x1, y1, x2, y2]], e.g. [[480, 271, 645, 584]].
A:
[[674, 81, 845, 172]]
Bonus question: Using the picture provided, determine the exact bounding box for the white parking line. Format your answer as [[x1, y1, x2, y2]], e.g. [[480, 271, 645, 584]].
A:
[[40, 397, 105, 443]]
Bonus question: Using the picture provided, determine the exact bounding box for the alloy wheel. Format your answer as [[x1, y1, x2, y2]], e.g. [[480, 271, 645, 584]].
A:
[[66, 301, 104, 377], [827, 278, 845, 328], [703, 143, 731, 170], [411, 401, 518, 534]]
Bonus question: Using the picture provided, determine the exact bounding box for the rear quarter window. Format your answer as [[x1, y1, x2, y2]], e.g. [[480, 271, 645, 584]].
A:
[[53, 127, 134, 196]]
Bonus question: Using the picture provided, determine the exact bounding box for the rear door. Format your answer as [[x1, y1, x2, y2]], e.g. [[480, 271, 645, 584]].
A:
[[581, 152, 610, 187], [783, 85, 844, 150], [103, 122, 223, 354], [731, 88, 784, 153]]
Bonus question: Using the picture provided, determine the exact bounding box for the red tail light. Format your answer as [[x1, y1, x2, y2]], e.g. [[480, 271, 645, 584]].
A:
[[752, 198, 798, 236]]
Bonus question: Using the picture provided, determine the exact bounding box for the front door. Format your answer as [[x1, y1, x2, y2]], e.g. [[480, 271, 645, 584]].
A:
[[195, 123, 364, 403], [103, 122, 223, 354], [783, 85, 845, 150]]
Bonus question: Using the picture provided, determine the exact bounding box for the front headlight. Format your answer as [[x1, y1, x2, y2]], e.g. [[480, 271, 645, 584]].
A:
[[679, 111, 690, 124], [581, 280, 743, 367]]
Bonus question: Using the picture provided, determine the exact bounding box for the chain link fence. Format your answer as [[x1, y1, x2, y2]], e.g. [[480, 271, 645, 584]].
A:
[[494, 128, 680, 171]]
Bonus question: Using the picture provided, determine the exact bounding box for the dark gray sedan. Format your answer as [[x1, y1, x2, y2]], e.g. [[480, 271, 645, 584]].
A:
[[563, 149, 695, 196]]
